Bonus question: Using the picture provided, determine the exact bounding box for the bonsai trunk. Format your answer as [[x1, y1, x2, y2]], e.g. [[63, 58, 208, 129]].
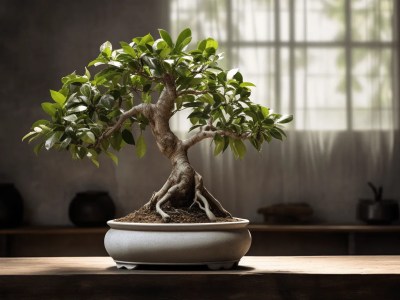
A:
[[142, 91, 231, 222]]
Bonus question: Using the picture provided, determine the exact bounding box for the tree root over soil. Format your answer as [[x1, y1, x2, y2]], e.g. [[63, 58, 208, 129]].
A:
[[116, 205, 237, 223], [116, 172, 235, 224]]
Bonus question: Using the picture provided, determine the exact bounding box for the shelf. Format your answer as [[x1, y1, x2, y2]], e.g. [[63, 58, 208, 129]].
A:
[[248, 224, 400, 233], [0, 226, 108, 235], [2, 224, 400, 235]]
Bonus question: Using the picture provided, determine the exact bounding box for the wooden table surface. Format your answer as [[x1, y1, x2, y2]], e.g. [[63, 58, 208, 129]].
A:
[[1, 256, 400, 300], [1, 256, 400, 275]]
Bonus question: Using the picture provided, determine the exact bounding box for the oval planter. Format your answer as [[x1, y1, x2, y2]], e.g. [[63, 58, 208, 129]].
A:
[[104, 218, 252, 270]]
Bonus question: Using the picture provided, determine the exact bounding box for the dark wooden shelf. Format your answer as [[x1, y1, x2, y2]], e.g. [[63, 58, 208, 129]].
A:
[[248, 224, 400, 233], [0, 226, 108, 235], [2, 224, 400, 235], [0, 256, 399, 300], [2, 225, 400, 257]]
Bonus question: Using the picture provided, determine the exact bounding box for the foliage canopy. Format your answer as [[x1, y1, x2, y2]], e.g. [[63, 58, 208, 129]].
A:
[[23, 28, 292, 166]]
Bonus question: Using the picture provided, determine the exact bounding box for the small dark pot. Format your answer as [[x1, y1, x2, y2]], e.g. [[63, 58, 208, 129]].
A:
[[0, 183, 24, 228], [357, 199, 399, 225], [69, 191, 115, 227]]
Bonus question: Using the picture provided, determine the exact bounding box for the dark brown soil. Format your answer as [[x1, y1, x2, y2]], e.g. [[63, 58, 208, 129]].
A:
[[116, 205, 236, 223]]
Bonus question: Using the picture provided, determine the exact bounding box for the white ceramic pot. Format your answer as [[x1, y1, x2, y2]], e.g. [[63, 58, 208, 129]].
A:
[[104, 218, 252, 270]]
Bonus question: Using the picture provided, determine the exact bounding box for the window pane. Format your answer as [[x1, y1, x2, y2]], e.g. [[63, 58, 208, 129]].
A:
[[170, 0, 228, 42], [352, 48, 394, 129], [295, 0, 345, 41], [351, 0, 395, 42], [231, 0, 275, 41], [230, 47, 275, 107], [280, 47, 292, 114], [295, 48, 347, 130], [280, 0, 291, 42]]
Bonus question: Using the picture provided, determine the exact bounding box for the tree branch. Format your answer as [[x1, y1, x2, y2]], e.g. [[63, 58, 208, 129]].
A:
[[177, 90, 211, 96], [95, 103, 152, 148], [182, 128, 251, 150]]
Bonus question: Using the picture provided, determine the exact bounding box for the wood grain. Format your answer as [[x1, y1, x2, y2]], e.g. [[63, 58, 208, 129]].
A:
[[0, 256, 400, 300]]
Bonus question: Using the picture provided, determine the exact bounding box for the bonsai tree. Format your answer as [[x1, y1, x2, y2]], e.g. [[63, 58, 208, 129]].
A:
[[23, 28, 292, 223]]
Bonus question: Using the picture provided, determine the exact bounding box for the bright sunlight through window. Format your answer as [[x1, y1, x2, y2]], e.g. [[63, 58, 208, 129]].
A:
[[169, 0, 398, 131]]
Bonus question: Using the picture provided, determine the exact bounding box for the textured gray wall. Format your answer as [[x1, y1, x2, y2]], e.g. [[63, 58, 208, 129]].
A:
[[0, 0, 169, 225]]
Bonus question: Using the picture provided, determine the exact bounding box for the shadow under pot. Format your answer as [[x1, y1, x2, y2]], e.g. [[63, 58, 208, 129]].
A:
[[69, 191, 115, 227], [0, 183, 24, 228]]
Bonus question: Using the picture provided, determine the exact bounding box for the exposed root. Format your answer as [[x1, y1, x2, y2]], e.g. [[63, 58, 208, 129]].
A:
[[144, 176, 173, 210], [202, 187, 232, 218], [144, 170, 232, 222], [155, 183, 184, 222], [195, 190, 216, 221]]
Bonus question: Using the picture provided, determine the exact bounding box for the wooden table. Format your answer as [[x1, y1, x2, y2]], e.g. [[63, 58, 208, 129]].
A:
[[1, 256, 399, 300]]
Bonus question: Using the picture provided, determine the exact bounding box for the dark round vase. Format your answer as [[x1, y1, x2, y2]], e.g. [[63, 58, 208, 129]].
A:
[[69, 191, 115, 227], [0, 183, 24, 228]]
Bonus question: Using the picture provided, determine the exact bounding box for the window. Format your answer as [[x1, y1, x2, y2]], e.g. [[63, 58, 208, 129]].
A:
[[169, 0, 398, 131]]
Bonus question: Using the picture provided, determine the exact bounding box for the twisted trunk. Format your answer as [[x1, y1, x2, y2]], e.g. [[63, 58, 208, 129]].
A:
[[142, 82, 231, 222]]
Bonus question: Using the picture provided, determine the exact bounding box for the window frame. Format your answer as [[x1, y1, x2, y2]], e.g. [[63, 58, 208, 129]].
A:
[[169, 0, 399, 131]]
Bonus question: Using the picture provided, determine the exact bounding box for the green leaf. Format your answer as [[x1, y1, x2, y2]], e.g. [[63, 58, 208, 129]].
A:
[[22, 131, 37, 142], [158, 29, 174, 48], [205, 38, 218, 50], [63, 114, 78, 122], [229, 138, 247, 159], [89, 156, 100, 168], [100, 41, 112, 57], [80, 84, 92, 98], [139, 33, 154, 46], [99, 94, 115, 109], [60, 137, 71, 148], [81, 131, 96, 144], [88, 57, 107, 67], [260, 106, 270, 118], [31, 119, 50, 129], [142, 92, 151, 104], [122, 129, 135, 145], [136, 134, 146, 158], [213, 135, 225, 156], [41, 102, 58, 117], [270, 129, 283, 140], [240, 82, 256, 87], [197, 39, 207, 51], [33, 141, 45, 155], [227, 68, 239, 80], [68, 105, 87, 113], [85, 67, 91, 80], [277, 115, 293, 124], [175, 28, 191, 49], [111, 132, 123, 151], [50, 90, 67, 106], [87, 149, 100, 167], [106, 151, 118, 166], [45, 132, 63, 150], [120, 41, 136, 57]]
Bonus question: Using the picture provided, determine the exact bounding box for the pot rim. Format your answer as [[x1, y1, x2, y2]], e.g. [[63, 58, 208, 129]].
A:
[[107, 218, 249, 231]]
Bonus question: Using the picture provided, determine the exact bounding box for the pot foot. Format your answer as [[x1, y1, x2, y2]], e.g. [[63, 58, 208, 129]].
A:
[[207, 261, 239, 270], [116, 262, 138, 270]]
